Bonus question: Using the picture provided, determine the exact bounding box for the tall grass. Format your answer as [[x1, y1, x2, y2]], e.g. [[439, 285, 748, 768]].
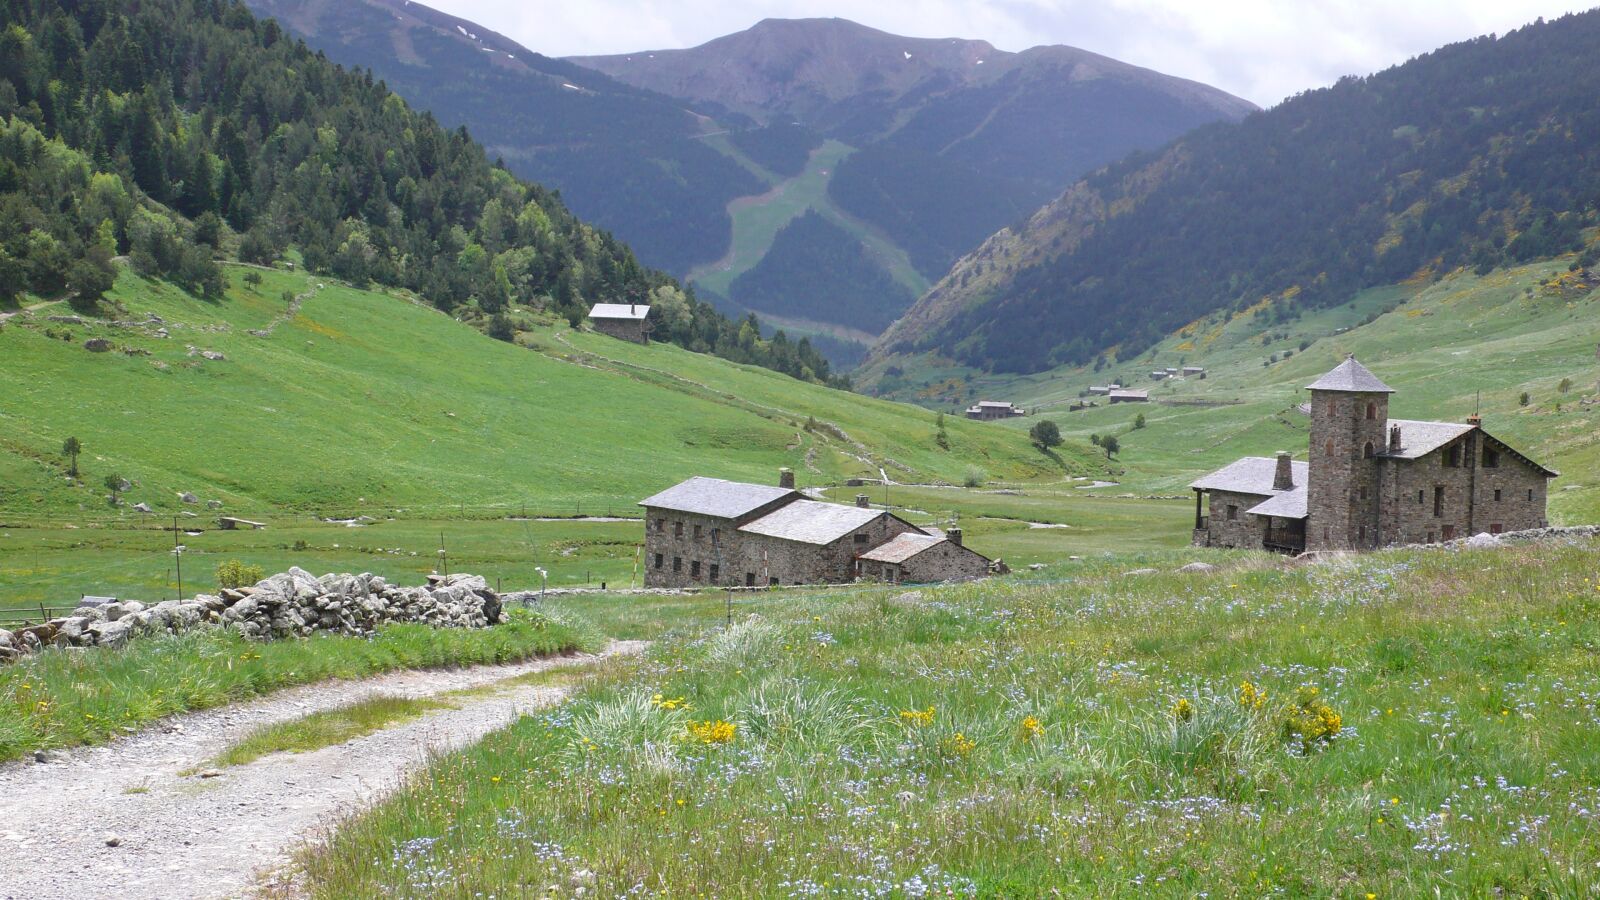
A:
[[0, 610, 594, 762], [297, 538, 1600, 896]]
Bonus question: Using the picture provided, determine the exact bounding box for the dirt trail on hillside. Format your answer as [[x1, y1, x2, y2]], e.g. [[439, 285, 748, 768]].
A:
[[0, 640, 646, 900]]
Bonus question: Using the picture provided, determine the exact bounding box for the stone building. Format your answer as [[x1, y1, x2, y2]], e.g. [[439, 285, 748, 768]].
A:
[[965, 401, 1026, 421], [1108, 389, 1150, 404], [639, 471, 952, 588], [588, 303, 651, 344], [856, 528, 995, 584], [1191, 358, 1556, 553]]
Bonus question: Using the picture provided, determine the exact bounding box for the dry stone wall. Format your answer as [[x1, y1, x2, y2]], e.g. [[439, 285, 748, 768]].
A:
[[0, 569, 503, 664]]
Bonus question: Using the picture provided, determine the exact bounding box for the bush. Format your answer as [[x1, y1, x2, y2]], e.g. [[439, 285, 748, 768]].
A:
[[216, 560, 265, 590], [1519, 391, 1531, 407], [962, 466, 988, 488], [1558, 377, 1573, 393], [1133, 413, 1146, 430]]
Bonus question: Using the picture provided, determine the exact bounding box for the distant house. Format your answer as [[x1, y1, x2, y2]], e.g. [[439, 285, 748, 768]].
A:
[[965, 401, 1025, 421], [1182, 366, 1207, 377], [1150, 371, 1169, 381], [1087, 386, 1113, 396], [639, 471, 965, 588], [856, 528, 995, 584], [1109, 389, 1150, 404], [1191, 358, 1557, 554], [588, 303, 651, 344]]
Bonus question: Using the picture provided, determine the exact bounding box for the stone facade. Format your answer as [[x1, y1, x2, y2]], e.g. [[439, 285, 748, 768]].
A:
[[740, 514, 922, 586], [644, 510, 746, 589], [1192, 358, 1555, 554], [857, 537, 993, 584], [588, 303, 651, 344]]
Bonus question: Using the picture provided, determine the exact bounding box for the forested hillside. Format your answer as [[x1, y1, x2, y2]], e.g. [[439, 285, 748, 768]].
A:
[[728, 211, 914, 333], [877, 11, 1600, 374], [0, 0, 840, 385]]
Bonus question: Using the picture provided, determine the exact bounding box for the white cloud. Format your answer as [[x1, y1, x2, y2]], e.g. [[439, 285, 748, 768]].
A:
[[425, 0, 1594, 105]]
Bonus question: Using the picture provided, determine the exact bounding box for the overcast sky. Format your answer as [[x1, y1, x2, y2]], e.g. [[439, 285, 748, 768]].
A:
[[419, 0, 1595, 106]]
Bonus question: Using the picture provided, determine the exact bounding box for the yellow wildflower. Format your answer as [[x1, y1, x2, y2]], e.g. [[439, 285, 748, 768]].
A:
[[686, 719, 737, 745], [1017, 715, 1044, 741], [1238, 680, 1267, 711], [898, 706, 936, 727], [1173, 698, 1194, 723]]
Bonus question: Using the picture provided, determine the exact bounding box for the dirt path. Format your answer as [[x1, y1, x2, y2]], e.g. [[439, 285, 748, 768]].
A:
[[0, 300, 53, 323], [0, 640, 647, 900]]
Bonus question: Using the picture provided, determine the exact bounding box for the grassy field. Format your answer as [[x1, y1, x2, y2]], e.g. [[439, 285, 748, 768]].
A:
[[0, 609, 592, 763], [864, 259, 1600, 525], [295, 535, 1600, 896], [0, 264, 1126, 610]]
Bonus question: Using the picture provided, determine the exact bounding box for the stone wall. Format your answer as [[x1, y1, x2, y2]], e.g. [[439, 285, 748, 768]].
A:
[[1306, 390, 1389, 551], [860, 541, 992, 584], [0, 570, 503, 664], [1203, 490, 1270, 549], [592, 319, 647, 344], [643, 511, 741, 589], [1378, 436, 1548, 546]]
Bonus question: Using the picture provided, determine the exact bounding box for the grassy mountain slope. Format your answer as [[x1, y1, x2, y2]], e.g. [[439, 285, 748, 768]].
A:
[[0, 265, 1095, 521], [874, 11, 1600, 375], [865, 255, 1600, 525]]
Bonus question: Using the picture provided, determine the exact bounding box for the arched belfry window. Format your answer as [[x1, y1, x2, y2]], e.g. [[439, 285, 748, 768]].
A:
[[1366, 402, 1377, 420], [1364, 441, 1375, 458]]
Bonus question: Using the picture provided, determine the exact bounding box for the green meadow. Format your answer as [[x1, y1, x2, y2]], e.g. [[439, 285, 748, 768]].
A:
[[0, 264, 1111, 610], [295, 536, 1600, 897], [866, 258, 1600, 524]]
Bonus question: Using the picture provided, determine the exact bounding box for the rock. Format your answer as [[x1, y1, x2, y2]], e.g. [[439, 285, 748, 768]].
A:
[[84, 338, 113, 352], [48, 315, 86, 325], [55, 616, 90, 641], [1028, 563, 1046, 571], [1177, 562, 1218, 573], [132, 502, 153, 513], [1465, 532, 1503, 548], [104, 834, 121, 848], [0, 628, 13, 650], [197, 769, 224, 779], [206, 499, 222, 509], [100, 603, 127, 622], [86, 618, 135, 648], [179, 492, 198, 504], [200, 351, 226, 361], [33, 749, 64, 764]]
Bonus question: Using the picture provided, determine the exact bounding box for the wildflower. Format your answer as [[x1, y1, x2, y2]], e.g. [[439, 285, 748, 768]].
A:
[[940, 732, 977, 758], [686, 719, 737, 745], [1173, 698, 1194, 723], [1017, 715, 1044, 741], [651, 693, 689, 711], [898, 706, 936, 727], [1280, 685, 1342, 753], [1238, 680, 1267, 711]]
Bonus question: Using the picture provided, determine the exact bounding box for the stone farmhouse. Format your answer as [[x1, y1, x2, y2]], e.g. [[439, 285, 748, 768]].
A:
[[640, 471, 996, 587], [1191, 358, 1556, 553], [1108, 389, 1149, 404], [588, 303, 651, 344], [965, 401, 1026, 421]]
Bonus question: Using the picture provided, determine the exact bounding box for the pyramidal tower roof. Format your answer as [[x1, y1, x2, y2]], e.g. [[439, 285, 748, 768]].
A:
[[1306, 357, 1395, 393]]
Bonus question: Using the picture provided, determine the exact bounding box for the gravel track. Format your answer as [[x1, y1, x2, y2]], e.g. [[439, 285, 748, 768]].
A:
[[0, 640, 646, 899]]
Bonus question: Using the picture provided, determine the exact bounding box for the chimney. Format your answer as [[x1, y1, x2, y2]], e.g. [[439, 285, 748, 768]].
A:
[[1466, 414, 1482, 426], [1273, 451, 1294, 491], [855, 494, 870, 509], [778, 468, 795, 490], [947, 527, 963, 547], [1390, 423, 1402, 452]]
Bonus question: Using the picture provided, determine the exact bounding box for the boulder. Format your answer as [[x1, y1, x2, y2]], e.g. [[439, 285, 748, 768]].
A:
[[0, 628, 13, 650], [83, 338, 113, 352], [206, 499, 222, 509], [1465, 532, 1503, 549], [1177, 562, 1218, 574], [201, 351, 226, 361], [87, 619, 135, 648], [132, 502, 153, 513], [179, 492, 198, 504]]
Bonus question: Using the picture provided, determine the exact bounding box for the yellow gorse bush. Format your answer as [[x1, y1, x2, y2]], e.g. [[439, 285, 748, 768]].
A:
[[1280, 686, 1343, 753], [898, 706, 936, 727], [1017, 715, 1044, 741], [1238, 680, 1268, 711], [686, 719, 737, 745]]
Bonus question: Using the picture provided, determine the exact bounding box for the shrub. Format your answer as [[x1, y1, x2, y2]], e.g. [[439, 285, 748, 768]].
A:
[[962, 465, 988, 488], [1558, 377, 1573, 393], [1133, 413, 1146, 430], [216, 560, 265, 590], [1029, 419, 1062, 449], [1519, 391, 1531, 407], [1278, 686, 1343, 754]]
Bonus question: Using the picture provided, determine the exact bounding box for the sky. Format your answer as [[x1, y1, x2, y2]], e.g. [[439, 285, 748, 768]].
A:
[[419, 0, 1595, 107]]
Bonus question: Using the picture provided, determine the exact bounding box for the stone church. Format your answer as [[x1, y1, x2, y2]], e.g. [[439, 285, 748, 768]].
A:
[[1192, 358, 1557, 553]]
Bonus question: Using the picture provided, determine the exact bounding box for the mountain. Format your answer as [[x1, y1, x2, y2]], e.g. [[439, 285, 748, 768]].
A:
[[0, 0, 839, 386], [571, 18, 1257, 346], [870, 11, 1600, 377], [242, 0, 764, 278]]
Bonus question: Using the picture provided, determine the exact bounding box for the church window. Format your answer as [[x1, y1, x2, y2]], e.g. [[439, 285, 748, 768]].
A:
[[1433, 486, 1445, 517], [1366, 402, 1377, 420], [1227, 505, 1238, 521], [1494, 489, 1502, 502], [1364, 442, 1374, 458]]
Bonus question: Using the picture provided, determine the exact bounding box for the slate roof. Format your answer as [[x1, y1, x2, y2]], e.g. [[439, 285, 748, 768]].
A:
[[589, 303, 650, 320], [1306, 357, 1394, 393], [1248, 485, 1308, 519], [739, 500, 885, 545], [858, 531, 947, 564], [1109, 389, 1150, 401], [1378, 419, 1475, 459], [638, 477, 798, 520], [1190, 456, 1309, 496]]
